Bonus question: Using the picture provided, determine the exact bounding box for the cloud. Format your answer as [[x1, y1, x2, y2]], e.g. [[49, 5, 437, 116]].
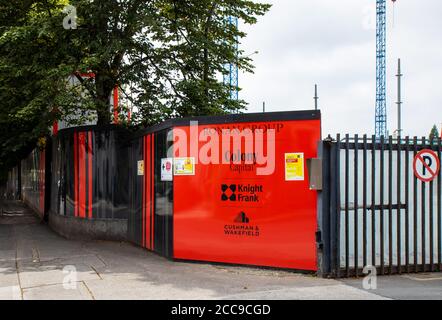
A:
[[241, 0, 442, 137]]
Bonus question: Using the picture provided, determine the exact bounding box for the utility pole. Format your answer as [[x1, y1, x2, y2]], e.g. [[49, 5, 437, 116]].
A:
[[263, 101, 266, 113], [396, 58, 403, 137], [314, 84, 319, 110]]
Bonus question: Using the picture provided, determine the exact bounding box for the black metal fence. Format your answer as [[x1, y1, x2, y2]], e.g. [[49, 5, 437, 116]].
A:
[[319, 134, 442, 278]]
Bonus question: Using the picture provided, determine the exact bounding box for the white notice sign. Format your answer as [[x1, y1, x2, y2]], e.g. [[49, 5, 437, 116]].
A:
[[161, 158, 173, 181]]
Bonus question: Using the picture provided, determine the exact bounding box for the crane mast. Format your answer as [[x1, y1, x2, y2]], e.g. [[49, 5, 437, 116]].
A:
[[375, 0, 387, 138], [224, 16, 239, 101]]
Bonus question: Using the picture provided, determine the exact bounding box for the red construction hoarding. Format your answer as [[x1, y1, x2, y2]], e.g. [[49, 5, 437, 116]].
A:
[[172, 115, 321, 270]]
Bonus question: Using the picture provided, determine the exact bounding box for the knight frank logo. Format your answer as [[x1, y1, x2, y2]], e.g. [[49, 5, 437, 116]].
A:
[[221, 184, 237, 201], [221, 183, 263, 202]]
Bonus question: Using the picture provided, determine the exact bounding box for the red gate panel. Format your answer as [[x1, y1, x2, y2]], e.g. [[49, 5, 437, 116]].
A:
[[173, 119, 321, 270]]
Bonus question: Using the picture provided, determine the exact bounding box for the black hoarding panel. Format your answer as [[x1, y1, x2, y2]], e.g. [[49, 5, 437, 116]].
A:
[[50, 126, 129, 221], [127, 137, 144, 246], [153, 130, 174, 258]]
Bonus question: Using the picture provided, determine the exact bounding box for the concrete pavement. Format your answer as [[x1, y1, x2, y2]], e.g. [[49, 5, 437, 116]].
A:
[[0, 201, 439, 300]]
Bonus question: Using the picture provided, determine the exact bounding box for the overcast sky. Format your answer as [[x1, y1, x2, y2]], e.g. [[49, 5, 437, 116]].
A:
[[240, 0, 442, 137]]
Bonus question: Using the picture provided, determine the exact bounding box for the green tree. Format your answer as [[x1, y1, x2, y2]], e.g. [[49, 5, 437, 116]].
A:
[[429, 124, 440, 142], [0, 0, 271, 181], [137, 0, 270, 123], [19, 0, 270, 125], [0, 0, 69, 182]]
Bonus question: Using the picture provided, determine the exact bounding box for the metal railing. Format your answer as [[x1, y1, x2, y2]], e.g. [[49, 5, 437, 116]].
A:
[[319, 134, 442, 278]]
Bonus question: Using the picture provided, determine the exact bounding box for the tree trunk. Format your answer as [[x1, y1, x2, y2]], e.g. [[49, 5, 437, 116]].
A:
[[95, 72, 113, 125]]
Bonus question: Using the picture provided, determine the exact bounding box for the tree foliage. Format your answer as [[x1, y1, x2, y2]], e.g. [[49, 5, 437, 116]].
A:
[[0, 0, 69, 182], [0, 0, 271, 182], [429, 124, 440, 143]]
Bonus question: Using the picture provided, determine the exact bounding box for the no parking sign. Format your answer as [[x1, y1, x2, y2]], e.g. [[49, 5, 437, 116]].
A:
[[413, 149, 440, 182]]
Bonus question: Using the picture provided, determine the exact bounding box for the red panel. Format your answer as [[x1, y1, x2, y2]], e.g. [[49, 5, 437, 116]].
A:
[[88, 131, 93, 219], [151, 134, 155, 250], [173, 119, 321, 270], [78, 132, 87, 218], [52, 121, 58, 135], [77, 72, 95, 78], [39, 150, 45, 216], [73, 132, 78, 217], [113, 87, 119, 124], [143, 135, 152, 250], [142, 137, 146, 247]]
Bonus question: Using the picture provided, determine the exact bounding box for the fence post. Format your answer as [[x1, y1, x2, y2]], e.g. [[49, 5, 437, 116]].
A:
[[317, 140, 329, 276], [317, 137, 340, 277]]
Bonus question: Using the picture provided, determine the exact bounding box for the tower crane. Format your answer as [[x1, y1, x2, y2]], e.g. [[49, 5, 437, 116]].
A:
[[375, 0, 397, 137], [224, 16, 239, 101]]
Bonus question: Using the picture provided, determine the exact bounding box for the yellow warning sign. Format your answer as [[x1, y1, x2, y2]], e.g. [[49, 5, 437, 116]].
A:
[[174, 157, 195, 176], [285, 153, 304, 181], [137, 160, 144, 176]]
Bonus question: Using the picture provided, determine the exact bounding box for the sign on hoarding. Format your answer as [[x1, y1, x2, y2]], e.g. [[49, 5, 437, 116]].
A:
[[285, 153, 305, 181], [174, 157, 195, 176], [161, 158, 173, 181]]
